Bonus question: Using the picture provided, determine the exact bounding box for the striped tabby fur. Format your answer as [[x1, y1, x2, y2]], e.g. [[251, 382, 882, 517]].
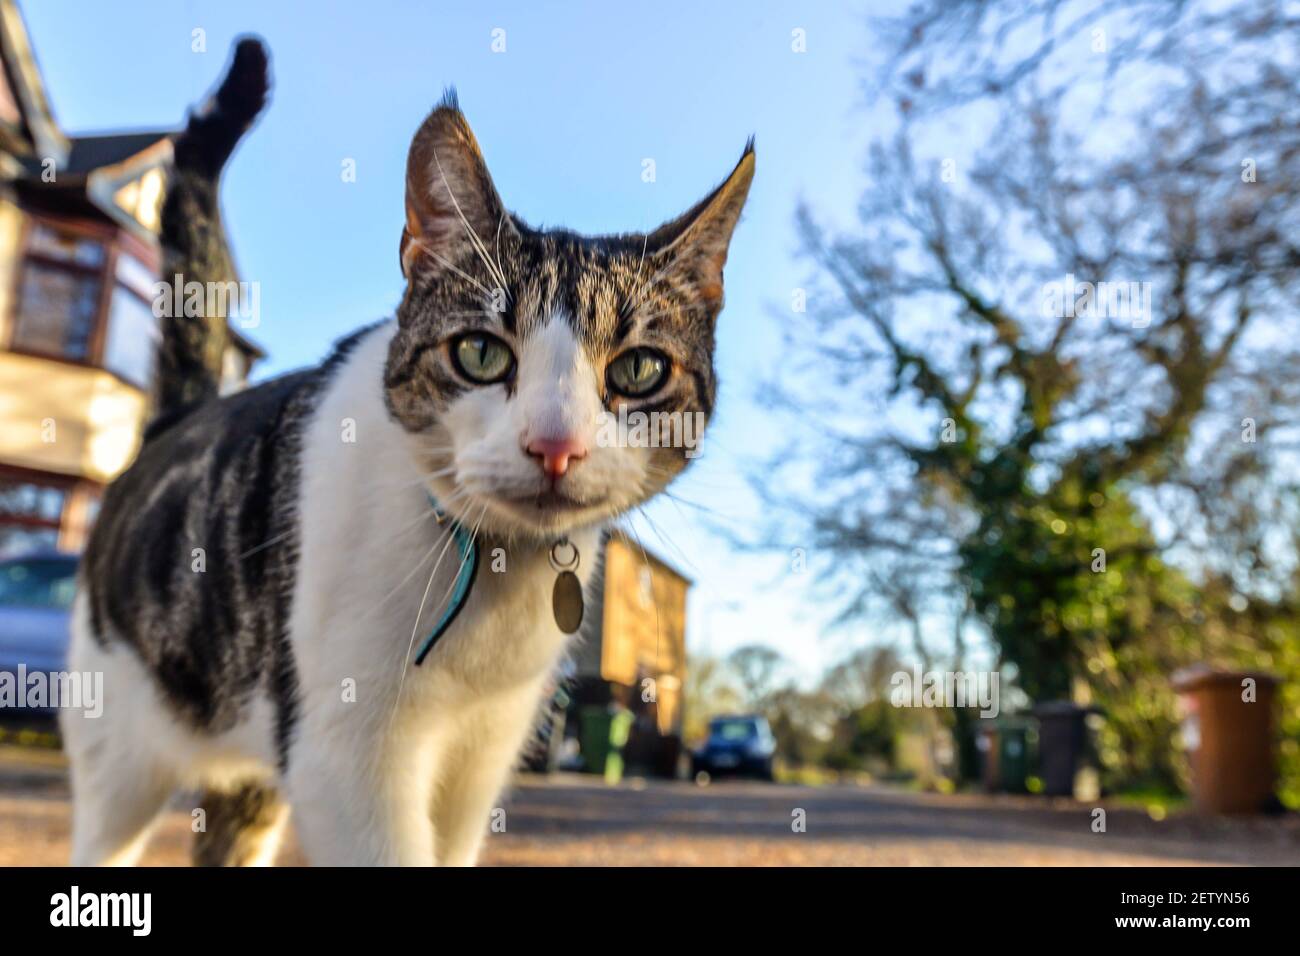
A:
[[63, 71, 752, 865]]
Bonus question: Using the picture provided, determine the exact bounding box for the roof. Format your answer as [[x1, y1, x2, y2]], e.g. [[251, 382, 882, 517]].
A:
[[227, 325, 267, 360], [606, 529, 693, 586], [12, 131, 172, 185], [1, 4, 173, 211], [62, 131, 172, 176], [0, 0, 66, 163], [0, 3, 266, 364]]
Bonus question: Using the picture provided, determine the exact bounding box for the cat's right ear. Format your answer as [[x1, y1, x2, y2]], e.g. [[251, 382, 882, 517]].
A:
[[401, 91, 514, 280]]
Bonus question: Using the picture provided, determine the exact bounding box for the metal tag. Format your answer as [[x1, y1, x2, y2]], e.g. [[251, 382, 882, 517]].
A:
[[553, 570, 584, 634]]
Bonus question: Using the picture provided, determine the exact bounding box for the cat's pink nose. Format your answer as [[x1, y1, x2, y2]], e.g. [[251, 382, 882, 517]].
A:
[[526, 436, 588, 479]]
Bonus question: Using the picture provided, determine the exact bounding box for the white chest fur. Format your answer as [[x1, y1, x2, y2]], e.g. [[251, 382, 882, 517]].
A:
[[282, 324, 598, 864], [291, 322, 599, 712]]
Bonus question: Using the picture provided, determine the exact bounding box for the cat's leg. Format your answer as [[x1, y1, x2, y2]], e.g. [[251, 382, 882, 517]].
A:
[[434, 683, 544, 867], [285, 722, 440, 866], [66, 734, 175, 867], [62, 603, 175, 866], [191, 782, 289, 866]]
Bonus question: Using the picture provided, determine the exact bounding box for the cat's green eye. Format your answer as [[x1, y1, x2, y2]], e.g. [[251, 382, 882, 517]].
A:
[[607, 347, 669, 398], [451, 333, 515, 384]]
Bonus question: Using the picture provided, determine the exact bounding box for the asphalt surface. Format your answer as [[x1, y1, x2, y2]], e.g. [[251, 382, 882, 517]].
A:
[[1, 745, 1297, 865]]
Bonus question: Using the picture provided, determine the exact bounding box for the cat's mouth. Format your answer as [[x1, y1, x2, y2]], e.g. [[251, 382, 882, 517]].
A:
[[474, 487, 616, 534], [503, 489, 604, 514]]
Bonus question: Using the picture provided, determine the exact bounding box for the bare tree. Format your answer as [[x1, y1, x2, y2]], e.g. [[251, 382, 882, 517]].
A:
[[767, 0, 1300, 788], [821, 645, 906, 714], [727, 644, 786, 712]]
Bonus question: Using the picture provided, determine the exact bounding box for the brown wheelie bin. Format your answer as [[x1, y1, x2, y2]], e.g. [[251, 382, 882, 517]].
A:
[[1172, 666, 1279, 814]]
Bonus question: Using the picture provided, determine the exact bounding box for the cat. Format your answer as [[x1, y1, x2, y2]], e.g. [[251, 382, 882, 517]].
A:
[[61, 41, 753, 867]]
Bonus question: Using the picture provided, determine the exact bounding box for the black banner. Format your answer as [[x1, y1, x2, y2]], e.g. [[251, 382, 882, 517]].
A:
[[0, 866, 1283, 942]]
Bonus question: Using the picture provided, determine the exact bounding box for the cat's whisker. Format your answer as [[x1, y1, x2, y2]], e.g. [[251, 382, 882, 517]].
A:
[[626, 303, 709, 326], [386, 505, 469, 738], [393, 505, 441, 536], [431, 488, 476, 517], [432, 151, 509, 293], [428, 502, 488, 619], [372, 520, 454, 612], [493, 215, 509, 298], [403, 503, 490, 690], [659, 492, 693, 532], [380, 465, 466, 495], [635, 504, 699, 575], [425, 250, 492, 297], [621, 519, 666, 668], [635, 233, 649, 283], [397, 466, 459, 487], [631, 258, 679, 309], [642, 468, 738, 496], [636, 467, 749, 524], [237, 528, 295, 560], [633, 254, 670, 300], [406, 493, 475, 527], [399, 499, 485, 541], [660, 492, 745, 524], [389, 458, 456, 476], [622, 234, 650, 320]]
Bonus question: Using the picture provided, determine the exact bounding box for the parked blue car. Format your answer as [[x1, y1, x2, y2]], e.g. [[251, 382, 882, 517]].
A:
[[692, 715, 777, 781], [0, 550, 78, 718]]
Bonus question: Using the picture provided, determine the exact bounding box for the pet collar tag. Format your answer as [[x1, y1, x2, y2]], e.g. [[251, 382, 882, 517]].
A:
[[550, 538, 584, 634]]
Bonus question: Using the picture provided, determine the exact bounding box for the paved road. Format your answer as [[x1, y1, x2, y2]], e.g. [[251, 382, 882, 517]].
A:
[[1, 746, 1297, 865]]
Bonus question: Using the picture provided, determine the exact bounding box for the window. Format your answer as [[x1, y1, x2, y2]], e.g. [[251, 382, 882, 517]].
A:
[[7, 222, 162, 389], [25, 224, 106, 268], [103, 287, 158, 386], [9, 223, 106, 362], [710, 718, 761, 742], [0, 527, 59, 560], [0, 475, 68, 559], [0, 480, 65, 523], [102, 255, 159, 387], [11, 263, 101, 360]]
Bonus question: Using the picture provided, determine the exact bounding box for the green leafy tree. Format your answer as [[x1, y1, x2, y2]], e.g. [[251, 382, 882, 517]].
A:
[[683, 652, 746, 744], [766, 0, 1300, 793]]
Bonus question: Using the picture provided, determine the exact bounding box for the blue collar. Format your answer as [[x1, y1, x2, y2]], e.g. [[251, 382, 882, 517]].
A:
[[414, 496, 480, 666]]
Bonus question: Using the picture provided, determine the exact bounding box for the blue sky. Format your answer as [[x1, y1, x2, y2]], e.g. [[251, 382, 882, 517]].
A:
[[25, 0, 891, 683]]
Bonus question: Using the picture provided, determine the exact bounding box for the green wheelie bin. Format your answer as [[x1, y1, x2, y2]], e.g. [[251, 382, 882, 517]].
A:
[[580, 705, 635, 784]]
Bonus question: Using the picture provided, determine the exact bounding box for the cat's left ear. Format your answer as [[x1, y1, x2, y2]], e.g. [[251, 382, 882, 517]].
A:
[[401, 91, 515, 281], [646, 140, 755, 309]]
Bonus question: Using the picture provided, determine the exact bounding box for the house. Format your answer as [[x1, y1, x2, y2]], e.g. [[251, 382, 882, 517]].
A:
[[565, 531, 690, 776], [0, 0, 261, 556]]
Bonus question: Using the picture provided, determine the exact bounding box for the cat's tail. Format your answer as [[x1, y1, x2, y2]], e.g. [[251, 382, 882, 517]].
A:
[[152, 36, 270, 420]]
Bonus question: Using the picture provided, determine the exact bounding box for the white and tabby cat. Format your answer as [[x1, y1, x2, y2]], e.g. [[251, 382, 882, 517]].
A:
[[62, 45, 752, 867]]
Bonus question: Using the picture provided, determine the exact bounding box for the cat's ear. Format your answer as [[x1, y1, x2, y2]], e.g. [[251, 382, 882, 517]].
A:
[[645, 140, 755, 309], [401, 91, 514, 280]]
